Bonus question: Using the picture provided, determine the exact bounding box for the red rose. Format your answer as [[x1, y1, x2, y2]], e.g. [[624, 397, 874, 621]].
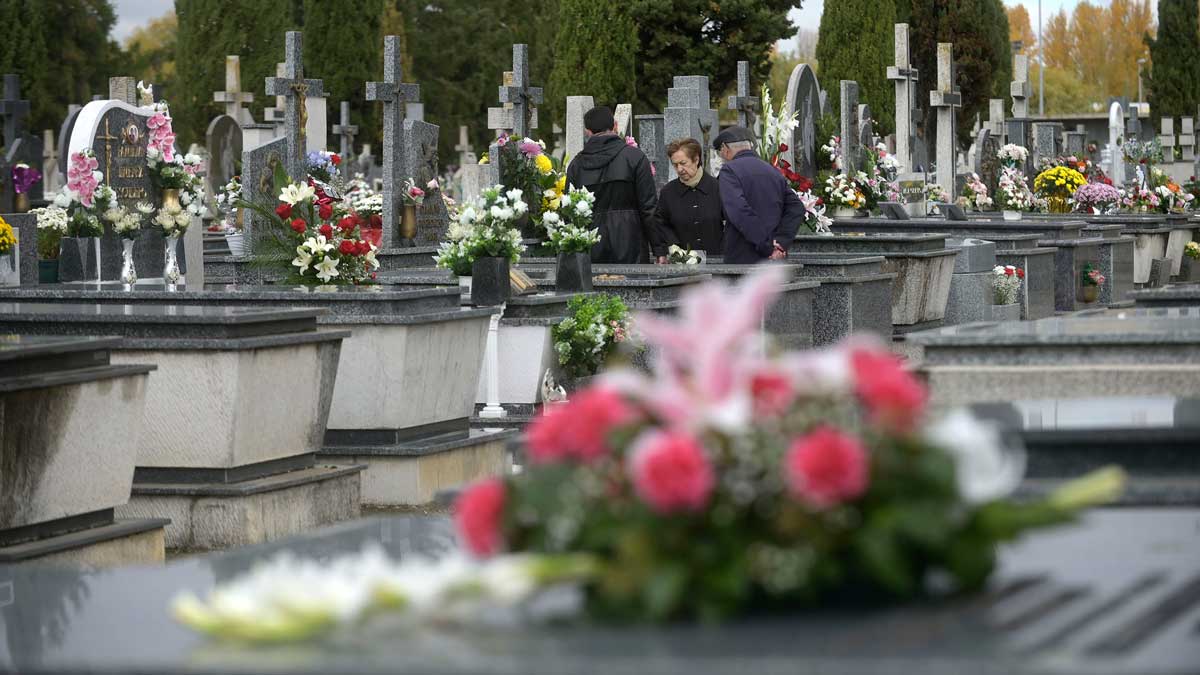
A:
[[318, 223, 333, 239], [275, 203, 293, 219], [338, 216, 357, 232], [627, 430, 715, 514], [318, 202, 333, 221], [330, 153, 341, 166], [1004, 267, 1014, 276], [850, 347, 927, 434], [526, 386, 637, 464], [1017, 268, 1025, 279], [778, 142, 789, 152], [357, 240, 371, 255], [338, 240, 357, 255], [750, 370, 795, 418], [784, 426, 869, 508], [289, 218, 306, 233], [453, 478, 505, 557]]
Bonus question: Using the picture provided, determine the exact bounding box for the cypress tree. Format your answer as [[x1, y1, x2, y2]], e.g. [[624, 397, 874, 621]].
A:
[[815, 0, 897, 137], [548, 0, 637, 132], [302, 0, 383, 152], [1146, 0, 1200, 120]]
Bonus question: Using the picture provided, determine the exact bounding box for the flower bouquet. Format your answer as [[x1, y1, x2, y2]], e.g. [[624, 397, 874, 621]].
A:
[[494, 134, 560, 233], [551, 293, 633, 378], [544, 185, 599, 292], [32, 206, 67, 262], [1073, 183, 1121, 214], [960, 173, 993, 211], [1080, 262, 1104, 303], [754, 84, 798, 166], [0, 216, 16, 256], [823, 172, 867, 217], [1120, 186, 1160, 213], [1154, 182, 1194, 214], [1034, 166, 1087, 213], [0, 215, 15, 284], [997, 144, 1028, 170], [667, 244, 703, 265], [435, 185, 527, 303], [995, 168, 1036, 219], [993, 264, 1024, 305], [306, 150, 341, 183], [173, 270, 1125, 641], [796, 185, 833, 234]]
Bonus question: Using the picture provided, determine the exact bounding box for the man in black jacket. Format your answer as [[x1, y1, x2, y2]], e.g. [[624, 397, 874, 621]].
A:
[[566, 106, 658, 263]]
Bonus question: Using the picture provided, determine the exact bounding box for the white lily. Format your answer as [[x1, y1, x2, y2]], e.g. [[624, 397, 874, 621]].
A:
[[315, 256, 340, 282], [279, 182, 316, 205], [927, 410, 1026, 504], [292, 248, 313, 274]]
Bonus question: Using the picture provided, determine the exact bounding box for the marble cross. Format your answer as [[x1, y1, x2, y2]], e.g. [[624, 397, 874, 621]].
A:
[[455, 125, 475, 166], [265, 32, 325, 181], [331, 101, 358, 160], [497, 44, 543, 139], [929, 43, 961, 195], [213, 55, 255, 125], [727, 61, 760, 129], [1011, 54, 1031, 119], [366, 34, 420, 249], [886, 24, 920, 173], [0, 74, 30, 148]]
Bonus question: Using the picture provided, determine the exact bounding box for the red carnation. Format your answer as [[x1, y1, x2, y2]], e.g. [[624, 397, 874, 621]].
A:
[[526, 386, 637, 464], [1004, 267, 1014, 276], [289, 218, 306, 233], [454, 478, 505, 557], [331, 153, 341, 166], [318, 202, 333, 221], [339, 240, 357, 255], [1017, 268, 1025, 279], [338, 216, 357, 232], [357, 240, 371, 255], [275, 203, 293, 219], [318, 223, 333, 239], [784, 426, 869, 508], [850, 348, 927, 434]]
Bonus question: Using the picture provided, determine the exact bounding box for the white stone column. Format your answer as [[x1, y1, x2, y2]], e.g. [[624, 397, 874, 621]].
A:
[[479, 306, 507, 419]]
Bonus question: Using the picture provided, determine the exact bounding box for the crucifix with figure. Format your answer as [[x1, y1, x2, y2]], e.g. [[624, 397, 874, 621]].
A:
[[332, 101, 358, 160], [265, 32, 324, 181], [727, 61, 759, 129], [498, 44, 543, 140], [366, 35, 420, 248]]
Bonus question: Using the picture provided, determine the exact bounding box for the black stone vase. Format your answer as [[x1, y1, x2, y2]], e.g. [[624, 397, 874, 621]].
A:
[[555, 251, 593, 292], [57, 237, 100, 283], [471, 256, 511, 306]]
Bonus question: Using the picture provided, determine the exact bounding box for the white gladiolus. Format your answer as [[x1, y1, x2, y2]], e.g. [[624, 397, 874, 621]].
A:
[[927, 410, 1026, 505]]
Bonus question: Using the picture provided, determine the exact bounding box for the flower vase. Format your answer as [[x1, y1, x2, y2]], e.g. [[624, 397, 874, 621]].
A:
[[555, 252, 593, 292], [162, 188, 182, 211], [1081, 284, 1099, 304], [225, 231, 245, 257], [14, 193, 30, 214], [119, 238, 137, 288], [1179, 256, 1199, 283], [400, 204, 418, 241], [1002, 210, 1021, 221], [0, 244, 18, 286], [163, 233, 182, 288], [1047, 197, 1070, 214], [38, 259, 58, 284], [470, 256, 510, 306]]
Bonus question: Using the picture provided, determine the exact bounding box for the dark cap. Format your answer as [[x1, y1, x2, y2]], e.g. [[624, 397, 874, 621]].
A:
[[712, 125, 754, 150]]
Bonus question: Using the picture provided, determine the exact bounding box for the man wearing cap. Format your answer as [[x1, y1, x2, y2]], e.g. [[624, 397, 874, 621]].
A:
[[712, 126, 806, 264], [566, 106, 658, 263]]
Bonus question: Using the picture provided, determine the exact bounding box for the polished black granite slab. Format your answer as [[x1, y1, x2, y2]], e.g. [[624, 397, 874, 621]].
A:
[[0, 509, 1197, 674], [909, 307, 1200, 346]]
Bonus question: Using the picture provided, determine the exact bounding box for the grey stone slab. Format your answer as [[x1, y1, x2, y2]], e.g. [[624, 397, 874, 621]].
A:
[[792, 232, 950, 254], [996, 248, 1057, 320], [1044, 239, 1102, 312], [833, 217, 1085, 241], [943, 270, 993, 326], [1094, 236, 1135, 304], [948, 238, 997, 273], [1131, 283, 1200, 307], [4, 213, 37, 286], [1147, 258, 1171, 288], [635, 114, 668, 190]]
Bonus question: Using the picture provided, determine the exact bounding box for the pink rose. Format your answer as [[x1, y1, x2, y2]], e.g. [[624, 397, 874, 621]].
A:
[[627, 430, 715, 514], [850, 348, 926, 434], [453, 478, 506, 557], [526, 386, 636, 464], [784, 426, 869, 508]]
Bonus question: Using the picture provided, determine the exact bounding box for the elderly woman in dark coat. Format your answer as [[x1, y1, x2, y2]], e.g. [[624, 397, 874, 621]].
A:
[[649, 138, 725, 264]]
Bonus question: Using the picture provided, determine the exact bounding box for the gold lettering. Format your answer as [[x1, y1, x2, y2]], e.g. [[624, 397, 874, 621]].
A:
[[117, 146, 145, 159], [118, 187, 148, 199]]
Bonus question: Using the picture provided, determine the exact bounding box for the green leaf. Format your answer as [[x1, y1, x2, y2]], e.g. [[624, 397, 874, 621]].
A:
[[642, 563, 689, 620]]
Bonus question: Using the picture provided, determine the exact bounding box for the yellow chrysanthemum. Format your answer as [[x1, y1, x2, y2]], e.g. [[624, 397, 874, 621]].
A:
[[555, 175, 566, 192], [534, 154, 553, 174], [0, 216, 15, 254]]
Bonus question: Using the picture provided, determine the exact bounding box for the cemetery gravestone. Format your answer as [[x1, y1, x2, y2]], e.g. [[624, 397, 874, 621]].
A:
[[1108, 102, 1126, 185], [664, 76, 719, 179], [264, 32, 324, 181], [1159, 118, 1176, 161], [614, 103, 633, 137], [1181, 117, 1195, 161], [455, 126, 475, 167], [56, 104, 82, 178], [1065, 128, 1086, 158], [564, 95, 594, 161], [205, 114, 242, 203], [887, 24, 920, 173], [332, 100, 358, 159], [366, 34, 420, 248], [213, 55, 255, 126], [858, 104, 874, 157], [1011, 54, 1030, 118], [782, 64, 824, 180], [727, 60, 759, 129], [498, 44, 542, 140], [1032, 123, 1061, 167], [0, 75, 44, 212], [403, 119, 449, 244], [636, 113, 668, 190], [839, 81, 860, 173], [929, 43, 960, 195], [988, 98, 1006, 139], [239, 136, 287, 256]]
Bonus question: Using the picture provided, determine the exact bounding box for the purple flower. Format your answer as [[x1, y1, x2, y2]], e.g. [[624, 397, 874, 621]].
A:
[[518, 140, 542, 157], [11, 164, 41, 194]]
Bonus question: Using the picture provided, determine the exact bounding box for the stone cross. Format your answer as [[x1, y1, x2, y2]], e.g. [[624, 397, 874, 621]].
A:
[[563, 95, 594, 160], [108, 77, 137, 105], [929, 43, 961, 195], [263, 62, 287, 126], [886, 24, 919, 173], [42, 128, 60, 192], [1011, 54, 1031, 119], [366, 34, 420, 248], [455, 125, 475, 166], [987, 98, 1006, 139], [664, 76, 719, 178], [839, 80, 861, 173], [488, 72, 540, 138], [0, 74, 30, 148], [1180, 117, 1195, 161], [727, 60, 759, 128], [265, 31, 325, 181], [497, 44, 543, 139], [213, 55, 255, 125], [1159, 117, 1176, 159], [331, 101, 358, 159]]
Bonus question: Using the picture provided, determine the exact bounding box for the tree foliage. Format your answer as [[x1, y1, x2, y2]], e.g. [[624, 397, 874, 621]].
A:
[[815, 0, 897, 136], [0, 0, 124, 140], [302, 0, 382, 158], [1007, 4, 1035, 56], [123, 11, 177, 92], [548, 0, 637, 129], [1037, 1, 1154, 108], [1146, 0, 1200, 119]]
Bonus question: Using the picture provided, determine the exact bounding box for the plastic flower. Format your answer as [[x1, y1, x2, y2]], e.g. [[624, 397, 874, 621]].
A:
[[784, 426, 869, 508], [627, 430, 715, 514]]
